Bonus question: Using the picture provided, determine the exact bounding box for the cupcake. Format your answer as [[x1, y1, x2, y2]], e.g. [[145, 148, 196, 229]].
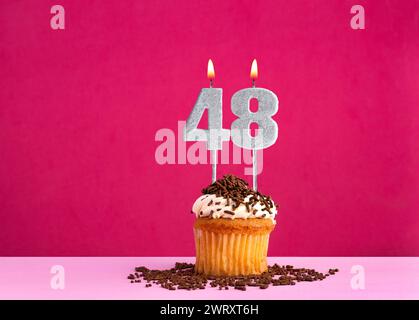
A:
[[192, 174, 278, 276]]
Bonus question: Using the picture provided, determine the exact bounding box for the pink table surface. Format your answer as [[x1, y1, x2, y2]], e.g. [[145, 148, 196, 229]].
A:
[[0, 257, 418, 300]]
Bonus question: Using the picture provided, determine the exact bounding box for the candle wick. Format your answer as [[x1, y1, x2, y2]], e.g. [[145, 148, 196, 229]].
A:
[[210, 79, 213, 88], [252, 79, 255, 88]]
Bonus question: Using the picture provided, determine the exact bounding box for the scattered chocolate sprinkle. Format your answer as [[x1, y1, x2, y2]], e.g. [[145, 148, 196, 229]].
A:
[[235, 286, 246, 291], [128, 262, 338, 291], [207, 200, 213, 206], [223, 210, 235, 215], [328, 268, 339, 275]]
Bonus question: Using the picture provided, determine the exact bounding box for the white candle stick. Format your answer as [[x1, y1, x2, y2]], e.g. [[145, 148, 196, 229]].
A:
[[252, 148, 258, 191], [211, 150, 217, 183]]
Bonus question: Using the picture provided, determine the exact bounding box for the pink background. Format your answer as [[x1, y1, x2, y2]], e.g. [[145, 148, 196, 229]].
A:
[[1, 0, 419, 256]]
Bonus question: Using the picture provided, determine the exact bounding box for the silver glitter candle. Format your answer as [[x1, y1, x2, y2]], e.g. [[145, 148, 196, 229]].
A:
[[231, 87, 279, 189], [184, 88, 229, 182], [231, 87, 278, 149]]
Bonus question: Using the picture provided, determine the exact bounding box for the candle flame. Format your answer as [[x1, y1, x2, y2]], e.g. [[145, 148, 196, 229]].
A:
[[207, 59, 215, 80], [250, 59, 258, 81]]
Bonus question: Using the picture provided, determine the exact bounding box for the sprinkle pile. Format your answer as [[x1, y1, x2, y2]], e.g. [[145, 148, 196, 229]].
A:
[[127, 263, 339, 291], [201, 174, 277, 214]]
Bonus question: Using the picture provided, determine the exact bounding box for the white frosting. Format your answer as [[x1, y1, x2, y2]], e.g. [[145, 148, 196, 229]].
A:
[[192, 194, 277, 223]]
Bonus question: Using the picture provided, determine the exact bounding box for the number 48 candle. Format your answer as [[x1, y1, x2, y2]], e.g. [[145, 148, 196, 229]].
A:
[[184, 59, 279, 190]]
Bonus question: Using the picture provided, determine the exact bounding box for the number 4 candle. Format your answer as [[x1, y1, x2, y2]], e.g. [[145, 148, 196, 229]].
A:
[[184, 59, 230, 183]]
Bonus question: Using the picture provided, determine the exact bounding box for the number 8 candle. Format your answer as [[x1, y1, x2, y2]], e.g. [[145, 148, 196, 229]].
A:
[[231, 59, 279, 190]]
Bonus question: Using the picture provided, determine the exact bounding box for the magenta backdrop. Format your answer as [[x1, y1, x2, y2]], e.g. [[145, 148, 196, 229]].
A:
[[1, 0, 418, 256]]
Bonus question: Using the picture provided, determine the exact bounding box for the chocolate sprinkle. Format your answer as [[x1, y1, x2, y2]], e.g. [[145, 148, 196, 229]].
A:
[[202, 175, 277, 214], [128, 263, 338, 291]]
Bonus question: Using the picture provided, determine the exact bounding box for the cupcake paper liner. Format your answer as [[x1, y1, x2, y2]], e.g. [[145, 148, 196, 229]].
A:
[[194, 227, 271, 276]]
